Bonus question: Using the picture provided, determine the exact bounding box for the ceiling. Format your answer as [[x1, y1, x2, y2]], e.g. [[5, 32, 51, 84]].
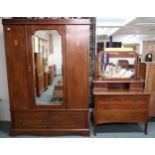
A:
[[96, 17, 155, 41]]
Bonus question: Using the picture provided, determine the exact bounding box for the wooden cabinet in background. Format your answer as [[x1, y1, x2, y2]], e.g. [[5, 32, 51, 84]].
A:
[[44, 72, 48, 90], [34, 53, 45, 96], [3, 18, 90, 136], [48, 66, 54, 85], [140, 63, 155, 117]]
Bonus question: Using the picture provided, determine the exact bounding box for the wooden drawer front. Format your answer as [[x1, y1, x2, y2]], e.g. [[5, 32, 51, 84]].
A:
[[130, 83, 144, 91], [95, 110, 148, 124], [14, 111, 50, 128], [51, 111, 88, 129], [95, 95, 148, 109]]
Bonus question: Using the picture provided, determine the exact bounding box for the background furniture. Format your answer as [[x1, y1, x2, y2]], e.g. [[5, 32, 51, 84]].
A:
[[48, 66, 54, 85], [139, 62, 155, 117], [93, 49, 150, 135], [34, 53, 45, 96], [3, 18, 90, 136], [53, 81, 63, 100], [44, 71, 48, 90]]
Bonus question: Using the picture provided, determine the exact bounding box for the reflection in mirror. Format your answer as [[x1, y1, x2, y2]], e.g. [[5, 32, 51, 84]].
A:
[[98, 48, 136, 79], [32, 30, 63, 105]]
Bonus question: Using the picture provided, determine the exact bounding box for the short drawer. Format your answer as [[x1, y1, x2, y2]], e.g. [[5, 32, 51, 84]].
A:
[[95, 109, 148, 124], [14, 111, 50, 128], [51, 111, 88, 129]]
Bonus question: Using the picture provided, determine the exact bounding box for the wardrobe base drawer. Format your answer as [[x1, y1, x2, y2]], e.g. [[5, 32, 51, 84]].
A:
[[14, 111, 50, 128], [51, 111, 88, 129]]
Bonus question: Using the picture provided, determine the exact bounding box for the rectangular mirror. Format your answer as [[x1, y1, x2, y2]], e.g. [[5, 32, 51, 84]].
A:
[[32, 30, 63, 105]]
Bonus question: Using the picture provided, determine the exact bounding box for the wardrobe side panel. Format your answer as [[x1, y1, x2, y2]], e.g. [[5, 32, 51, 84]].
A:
[[3, 25, 29, 109], [66, 25, 89, 108]]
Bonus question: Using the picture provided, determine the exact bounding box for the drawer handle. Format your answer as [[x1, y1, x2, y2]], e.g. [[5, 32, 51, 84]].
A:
[[7, 27, 11, 31]]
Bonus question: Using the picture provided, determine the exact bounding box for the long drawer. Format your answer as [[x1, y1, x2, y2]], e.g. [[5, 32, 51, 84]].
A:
[[51, 111, 88, 129], [14, 111, 50, 128], [95, 95, 149, 110], [95, 109, 148, 124]]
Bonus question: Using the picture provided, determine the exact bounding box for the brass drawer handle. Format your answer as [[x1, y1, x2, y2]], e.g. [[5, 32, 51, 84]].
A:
[[7, 27, 11, 31]]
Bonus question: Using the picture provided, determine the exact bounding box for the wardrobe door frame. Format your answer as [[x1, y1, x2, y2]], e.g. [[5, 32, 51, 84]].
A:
[[26, 25, 67, 109]]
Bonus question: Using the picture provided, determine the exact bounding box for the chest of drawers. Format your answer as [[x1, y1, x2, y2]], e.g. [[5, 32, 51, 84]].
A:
[[93, 92, 150, 135]]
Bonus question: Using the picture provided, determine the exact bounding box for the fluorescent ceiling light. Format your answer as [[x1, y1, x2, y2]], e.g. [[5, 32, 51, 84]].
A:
[[136, 22, 155, 26], [127, 34, 137, 38]]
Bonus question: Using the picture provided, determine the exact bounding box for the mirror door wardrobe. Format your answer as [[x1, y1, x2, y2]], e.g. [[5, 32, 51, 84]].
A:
[[3, 18, 90, 136], [27, 26, 66, 108]]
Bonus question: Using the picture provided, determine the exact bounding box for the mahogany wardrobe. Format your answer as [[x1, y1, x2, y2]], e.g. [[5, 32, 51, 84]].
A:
[[3, 18, 90, 136]]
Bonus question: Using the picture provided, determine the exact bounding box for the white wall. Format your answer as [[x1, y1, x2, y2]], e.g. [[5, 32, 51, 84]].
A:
[[0, 18, 10, 121], [52, 36, 62, 75]]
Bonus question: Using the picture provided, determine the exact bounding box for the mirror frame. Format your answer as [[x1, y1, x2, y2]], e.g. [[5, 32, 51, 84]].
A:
[[94, 50, 139, 80]]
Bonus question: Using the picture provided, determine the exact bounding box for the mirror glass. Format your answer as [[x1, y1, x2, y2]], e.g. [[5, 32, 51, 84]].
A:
[[32, 30, 63, 105], [98, 50, 136, 79]]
